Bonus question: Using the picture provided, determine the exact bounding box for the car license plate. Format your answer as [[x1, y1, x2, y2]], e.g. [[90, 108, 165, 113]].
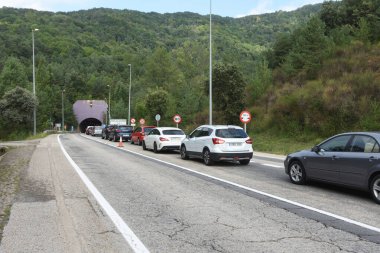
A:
[[123, 134, 129, 137], [229, 143, 242, 146]]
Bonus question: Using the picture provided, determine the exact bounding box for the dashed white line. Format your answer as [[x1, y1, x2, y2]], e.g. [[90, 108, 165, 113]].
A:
[[79, 134, 380, 234], [58, 135, 150, 253]]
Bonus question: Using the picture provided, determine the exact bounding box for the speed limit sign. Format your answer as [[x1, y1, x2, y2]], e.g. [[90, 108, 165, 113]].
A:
[[139, 118, 145, 125]]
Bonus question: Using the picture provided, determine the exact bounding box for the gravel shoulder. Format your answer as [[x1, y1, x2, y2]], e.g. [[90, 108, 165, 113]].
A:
[[0, 145, 36, 242]]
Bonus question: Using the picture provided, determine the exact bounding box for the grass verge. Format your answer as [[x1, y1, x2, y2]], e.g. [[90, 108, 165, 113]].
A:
[[250, 131, 325, 155]]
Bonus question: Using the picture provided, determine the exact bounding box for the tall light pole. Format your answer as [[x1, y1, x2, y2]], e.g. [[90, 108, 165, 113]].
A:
[[61, 89, 65, 131], [32, 28, 39, 135], [128, 64, 132, 125], [107, 84, 111, 122], [209, 0, 213, 125]]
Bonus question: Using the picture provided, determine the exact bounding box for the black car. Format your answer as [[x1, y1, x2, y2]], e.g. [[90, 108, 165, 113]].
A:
[[108, 125, 133, 142], [284, 132, 380, 204], [102, 125, 115, 140]]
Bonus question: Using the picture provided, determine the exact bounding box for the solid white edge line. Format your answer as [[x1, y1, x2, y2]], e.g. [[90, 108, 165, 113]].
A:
[[57, 135, 150, 253], [81, 134, 380, 234], [260, 163, 284, 168]]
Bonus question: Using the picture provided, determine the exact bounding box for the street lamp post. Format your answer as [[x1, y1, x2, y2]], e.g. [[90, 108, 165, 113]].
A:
[[61, 89, 65, 131], [32, 28, 39, 135], [209, 0, 213, 125], [107, 85, 111, 123], [128, 64, 132, 125]]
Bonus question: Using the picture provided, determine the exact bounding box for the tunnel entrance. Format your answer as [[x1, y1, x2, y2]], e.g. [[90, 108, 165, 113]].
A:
[[79, 118, 102, 133]]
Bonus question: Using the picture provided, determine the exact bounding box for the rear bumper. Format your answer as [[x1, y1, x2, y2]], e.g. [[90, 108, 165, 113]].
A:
[[211, 152, 253, 161], [115, 134, 131, 141], [160, 145, 180, 151]]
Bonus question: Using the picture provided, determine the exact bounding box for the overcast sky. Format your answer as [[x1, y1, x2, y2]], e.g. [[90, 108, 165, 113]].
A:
[[1, 0, 325, 17]]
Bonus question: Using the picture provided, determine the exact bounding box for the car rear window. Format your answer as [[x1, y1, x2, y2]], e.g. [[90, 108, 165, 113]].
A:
[[144, 128, 154, 133], [163, 130, 185, 135], [215, 128, 248, 138], [119, 126, 133, 131]]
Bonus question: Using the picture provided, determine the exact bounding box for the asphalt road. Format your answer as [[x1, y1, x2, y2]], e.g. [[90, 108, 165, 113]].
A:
[[59, 134, 380, 252]]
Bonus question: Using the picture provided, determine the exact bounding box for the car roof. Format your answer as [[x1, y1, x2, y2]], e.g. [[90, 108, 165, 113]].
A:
[[156, 127, 183, 131], [198, 125, 242, 129]]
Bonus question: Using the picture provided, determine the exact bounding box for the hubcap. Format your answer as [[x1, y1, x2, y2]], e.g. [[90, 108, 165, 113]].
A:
[[373, 178, 380, 200], [290, 164, 302, 182], [204, 151, 210, 163]]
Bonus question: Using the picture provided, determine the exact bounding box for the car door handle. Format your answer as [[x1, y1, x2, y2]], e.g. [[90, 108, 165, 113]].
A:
[[369, 156, 378, 162], [332, 155, 340, 160]]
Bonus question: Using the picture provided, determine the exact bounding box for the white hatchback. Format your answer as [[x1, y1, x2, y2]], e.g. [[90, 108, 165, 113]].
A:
[[180, 125, 253, 165], [143, 127, 186, 153]]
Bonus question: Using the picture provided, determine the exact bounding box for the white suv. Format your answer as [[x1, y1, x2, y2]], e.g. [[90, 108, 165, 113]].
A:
[[180, 125, 253, 165]]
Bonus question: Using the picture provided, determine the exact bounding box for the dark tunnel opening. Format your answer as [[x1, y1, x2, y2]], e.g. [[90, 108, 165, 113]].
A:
[[79, 118, 102, 133]]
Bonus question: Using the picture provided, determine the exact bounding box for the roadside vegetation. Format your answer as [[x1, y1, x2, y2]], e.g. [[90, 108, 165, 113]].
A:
[[0, 0, 379, 152]]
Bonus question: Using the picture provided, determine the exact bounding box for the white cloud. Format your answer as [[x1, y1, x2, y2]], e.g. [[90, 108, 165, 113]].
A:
[[236, 1, 275, 18]]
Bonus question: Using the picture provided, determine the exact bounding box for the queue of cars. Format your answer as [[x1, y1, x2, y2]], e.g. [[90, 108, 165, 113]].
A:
[[86, 125, 380, 204]]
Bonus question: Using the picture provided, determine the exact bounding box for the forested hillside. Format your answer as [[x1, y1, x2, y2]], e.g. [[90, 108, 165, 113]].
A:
[[1, 1, 380, 142], [0, 4, 320, 137]]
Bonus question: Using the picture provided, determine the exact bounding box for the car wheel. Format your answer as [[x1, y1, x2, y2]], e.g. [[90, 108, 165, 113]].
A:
[[138, 138, 142, 146], [289, 160, 306, 185], [180, 145, 189, 160], [153, 142, 158, 153], [370, 175, 380, 204], [142, 141, 147, 150], [239, 159, 250, 165], [203, 149, 214, 166]]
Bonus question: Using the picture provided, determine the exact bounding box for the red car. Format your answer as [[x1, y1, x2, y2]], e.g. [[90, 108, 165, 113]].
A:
[[130, 126, 156, 146]]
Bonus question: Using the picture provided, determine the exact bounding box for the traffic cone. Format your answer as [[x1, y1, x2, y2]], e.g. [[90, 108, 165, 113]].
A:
[[117, 136, 124, 147]]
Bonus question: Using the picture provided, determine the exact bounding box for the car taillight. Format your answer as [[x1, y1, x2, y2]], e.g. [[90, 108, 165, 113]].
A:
[[246, 138, 253, 144], [159, 137, 169, 141], [116, 129, 121, 133], [212, 138, 225, 144]]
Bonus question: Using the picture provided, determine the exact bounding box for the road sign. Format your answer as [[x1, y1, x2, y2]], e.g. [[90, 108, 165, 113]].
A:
[[173, 114, 182, 124], [139, 118, 145, 125], [130, 118, 136, 124], [240, 111, 252, 124], [155, 114, 161, 121]]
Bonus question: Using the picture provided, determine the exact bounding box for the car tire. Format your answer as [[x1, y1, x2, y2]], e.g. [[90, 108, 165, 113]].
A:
[[153, 142, 158, 153], [289, 160, 306, 185], [239, 159, 250, 165], [203, 149, 214, 166], [180, 145, 189, 160], [370, 175, 380, 204], [142, 141, 147, 150], [138, 138, 142, 146]]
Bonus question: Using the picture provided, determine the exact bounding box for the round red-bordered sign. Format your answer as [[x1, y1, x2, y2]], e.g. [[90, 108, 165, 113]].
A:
[[130, 118, 136, 124], [173, 114, 182, 124], [139, 118, 145, 125], [240, 111, 251, 124]]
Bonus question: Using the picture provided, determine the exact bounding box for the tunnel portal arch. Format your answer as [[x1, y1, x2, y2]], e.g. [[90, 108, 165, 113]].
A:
[[73, 100, 108, 132]]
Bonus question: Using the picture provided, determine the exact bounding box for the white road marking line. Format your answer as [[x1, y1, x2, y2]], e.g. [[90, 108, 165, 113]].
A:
[[81, 134, 380, 234], [58, 135, 150, 253], [260, 163, 284, 168]]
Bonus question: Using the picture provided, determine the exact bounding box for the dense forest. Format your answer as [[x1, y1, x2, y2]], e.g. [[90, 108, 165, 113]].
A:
[[0, 0, 379, 141]]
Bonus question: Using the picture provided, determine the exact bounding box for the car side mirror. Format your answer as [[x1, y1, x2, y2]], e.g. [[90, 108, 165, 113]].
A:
[[312, 146, 321, 153]]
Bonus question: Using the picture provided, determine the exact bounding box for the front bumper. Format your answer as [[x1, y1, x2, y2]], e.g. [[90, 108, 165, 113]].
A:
[[210, 152, 253, 161]]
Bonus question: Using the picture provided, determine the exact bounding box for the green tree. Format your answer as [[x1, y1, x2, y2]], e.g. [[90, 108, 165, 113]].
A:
[[0, 86, 38, 131], [206, 64, 246, 125], [145, 89, 169, 121], [0, 57, 29, 96]]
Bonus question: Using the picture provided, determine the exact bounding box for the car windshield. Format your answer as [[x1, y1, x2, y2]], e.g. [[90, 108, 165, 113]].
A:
[[144, 128, 154, 133], [163, 130, 185, 135], [215, 128, 248, 138]]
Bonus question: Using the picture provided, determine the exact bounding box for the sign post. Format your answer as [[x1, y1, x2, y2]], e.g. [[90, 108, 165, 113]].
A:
[[130, 118, 136, 129], [239, 110, 252, 132], [155, 114, 161, 127], [173, 114, 182, 128]]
